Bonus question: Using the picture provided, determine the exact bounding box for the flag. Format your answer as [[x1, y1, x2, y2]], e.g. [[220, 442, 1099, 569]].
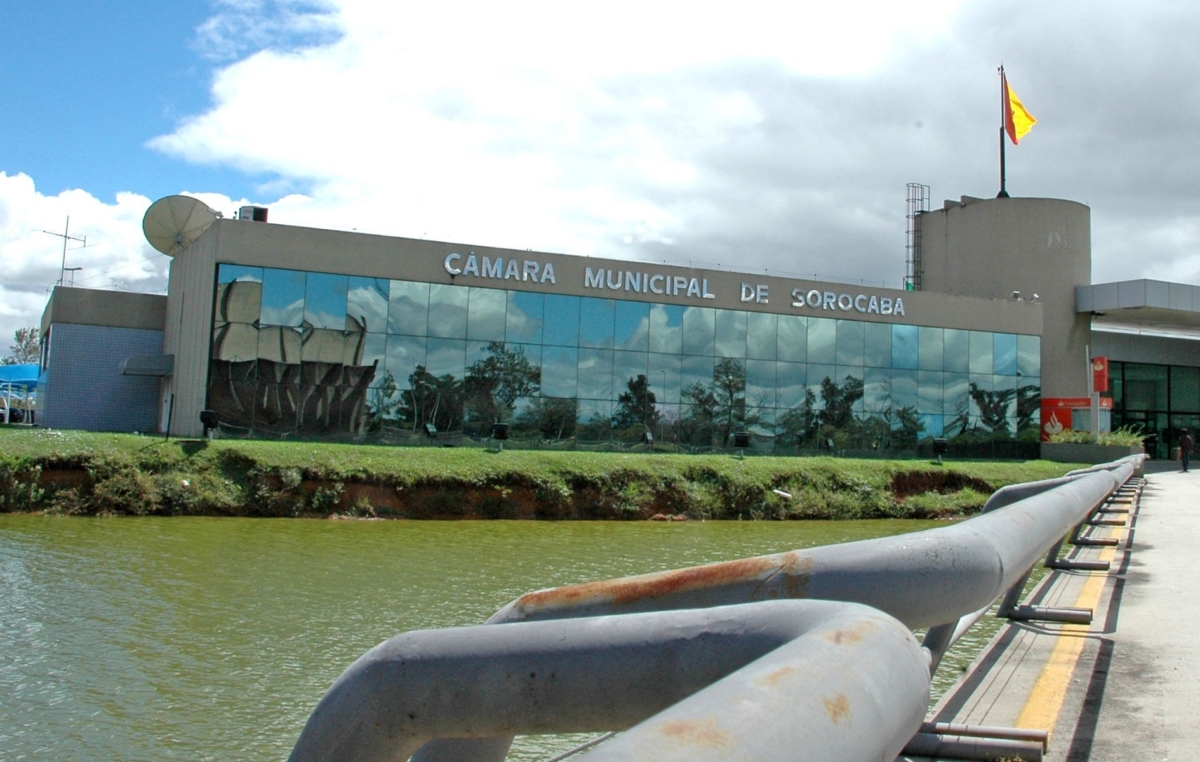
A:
[[1002, 71, 1037, 144]]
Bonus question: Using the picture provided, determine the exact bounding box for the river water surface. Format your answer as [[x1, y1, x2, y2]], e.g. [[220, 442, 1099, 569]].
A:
[[0, 516, 999, 761]]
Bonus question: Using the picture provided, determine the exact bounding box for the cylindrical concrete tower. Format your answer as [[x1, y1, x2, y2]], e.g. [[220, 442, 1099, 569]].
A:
[[915, 196, 1091, 399]]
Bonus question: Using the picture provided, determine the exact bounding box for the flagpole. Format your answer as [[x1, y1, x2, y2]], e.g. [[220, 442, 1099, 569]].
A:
[[997, 66, 1009, 198]]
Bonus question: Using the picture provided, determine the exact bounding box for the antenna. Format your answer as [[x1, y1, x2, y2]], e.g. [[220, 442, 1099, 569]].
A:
[[42, 216, 90, 287], [142, 195, 218, 256]]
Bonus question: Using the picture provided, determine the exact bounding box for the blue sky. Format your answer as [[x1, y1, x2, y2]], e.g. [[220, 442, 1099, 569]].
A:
[[2, 1, 1200, 346], [1, 1, 256, 201]]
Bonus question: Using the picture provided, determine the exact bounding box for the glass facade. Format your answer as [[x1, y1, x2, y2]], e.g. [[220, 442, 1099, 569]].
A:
[[1109, 360, 1200, 459], [208, 264, 1042, 451]]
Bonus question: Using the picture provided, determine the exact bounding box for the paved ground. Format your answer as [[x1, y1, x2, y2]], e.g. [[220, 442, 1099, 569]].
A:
[[909, 460, 1200, 761]]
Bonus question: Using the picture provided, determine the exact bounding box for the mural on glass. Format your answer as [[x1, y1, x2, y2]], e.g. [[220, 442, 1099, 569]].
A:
[[208, 264, 1041, 450]]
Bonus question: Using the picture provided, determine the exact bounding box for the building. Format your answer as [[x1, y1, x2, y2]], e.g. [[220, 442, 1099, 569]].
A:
[[35, 193, 1200, 458]]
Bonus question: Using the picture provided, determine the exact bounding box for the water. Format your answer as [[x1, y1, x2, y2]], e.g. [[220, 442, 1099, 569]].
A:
[[0, 516, 999, 761]]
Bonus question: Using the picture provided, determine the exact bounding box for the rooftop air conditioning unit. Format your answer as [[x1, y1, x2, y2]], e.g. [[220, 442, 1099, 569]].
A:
[[237, 206, 269, 222]]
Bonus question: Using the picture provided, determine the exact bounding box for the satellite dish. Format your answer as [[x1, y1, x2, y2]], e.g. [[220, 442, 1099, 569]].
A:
[[143, 195, 218, 256]]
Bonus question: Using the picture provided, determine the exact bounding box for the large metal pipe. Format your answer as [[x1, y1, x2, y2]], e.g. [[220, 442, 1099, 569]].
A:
[[288, 600, 929, 762], [305, 457, 1138, 762], [490, 459, 1134, 630]]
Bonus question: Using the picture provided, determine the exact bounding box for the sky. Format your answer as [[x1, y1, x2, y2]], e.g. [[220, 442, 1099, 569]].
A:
[[2, 0, 1199, 350]]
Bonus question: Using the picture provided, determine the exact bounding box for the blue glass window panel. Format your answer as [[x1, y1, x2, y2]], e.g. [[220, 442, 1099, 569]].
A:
[[943, 329, 970, 373], [777, 315, 807, 363], [385, 335, 427, 390], [967, 375, 991, 416], [682, 307, 716, 356], [613, 350, 649, 399], [428, 284, 469, 339], [466, 288, 507, 342], [863, 323, 891, 368], [807, 318, 836, 364], [1017, 334, 1040, 378], [258, 325, 302, 363], [863, 366, 890, 412], [388, 280, 429, 336], [577, 399, 612, 432], [347, 277, 389, 334], [614, 301, 650, 352], [218, 263, 263, 284], [578, 298, 616, 349], [807, 364, 836, 409], [944, 373, 969, 416], [891, 369, 918, 411], [648, 352, 682, 404], [681, 355, 714, 396], [776, 362, 807, 408], [746, 359, 776, 409], [541, 346, 579, 398], [577, 348, 613, 399], [260, 268, 306, 327], [835, 320, 864, 365], [304, 272, 348, 330], [425, 338, 465, 379], [351, 333, 387, 387], [465, 340, 495, 370], [834, 366, 864, 412], [746, 312, 778, 360], [714, 310, 747, 358], [921, 414, 945, 438], [215, 275, 262, 325], [918, 370, 943, 414], [918, 327, 944, 371], [648, 304, 684, 354], [506, 291, 544, 344], [543, 295, 581, 347], [993, 333, 1018, 376], [891, 324, 918, 370], [969, 331, 993, 375]]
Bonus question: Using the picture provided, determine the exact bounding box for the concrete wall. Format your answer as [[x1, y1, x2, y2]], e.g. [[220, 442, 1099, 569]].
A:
[[40, 286, 166, 335], [916, 196, 1091, 398], [40, 323, 163, 433]]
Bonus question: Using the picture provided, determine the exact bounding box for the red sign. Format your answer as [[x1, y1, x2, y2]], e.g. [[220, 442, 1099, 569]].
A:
[[1092, 356, 1109, 393], [1039, 397, 1114, 442]]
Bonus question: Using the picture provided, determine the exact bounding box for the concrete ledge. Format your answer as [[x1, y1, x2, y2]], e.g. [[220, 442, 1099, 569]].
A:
[[1040, 442, 1144, 465]]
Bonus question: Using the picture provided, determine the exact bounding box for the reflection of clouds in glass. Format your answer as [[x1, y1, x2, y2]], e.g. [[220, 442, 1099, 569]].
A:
[[261, 299, 304, 327], [747, 313, 777, 360], [426, 338, 465, 378], [540, 346, 577, 398], [217, 264, 263, 284], [348, 280, 389, 333], [429, 285, 469, 339], [385, 335, 426, 389], [777, 315, 807, 363], [648, 304, 683, 354], [467, 288, 506, 341], [506, 292, 544, 343], [577, 348, 613, 399], [615, 301, 649, 352]]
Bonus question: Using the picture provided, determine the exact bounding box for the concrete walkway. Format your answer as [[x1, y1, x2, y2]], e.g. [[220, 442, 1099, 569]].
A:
[[913, 461, 1200, 761]]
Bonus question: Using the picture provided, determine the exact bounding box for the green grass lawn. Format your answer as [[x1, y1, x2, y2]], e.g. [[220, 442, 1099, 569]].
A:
[[0, 427, 1085, 520]]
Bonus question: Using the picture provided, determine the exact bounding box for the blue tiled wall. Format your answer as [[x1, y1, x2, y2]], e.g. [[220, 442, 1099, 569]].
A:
[[42, 324, 163, 432]]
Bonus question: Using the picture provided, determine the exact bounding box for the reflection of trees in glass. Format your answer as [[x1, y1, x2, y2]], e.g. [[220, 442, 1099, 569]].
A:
[[396, 365, 463, 433], [777, 389, 818, 448], [518, 396, 577, 439], [678, 383, 717, 446], [969, 382, 1015, 436], [712, 358, 759, 447], [613, 374, 660, 436], [819, 375, 863, 431], [463, 342, 541, 426], [1016, 384, 1041, 436]]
